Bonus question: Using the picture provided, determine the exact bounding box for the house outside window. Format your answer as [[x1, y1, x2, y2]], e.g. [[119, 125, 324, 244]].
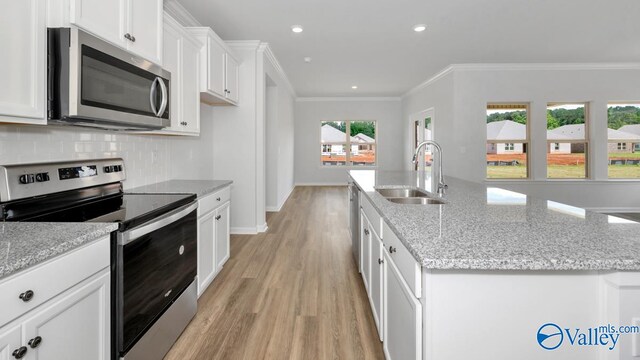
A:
[[554, 143, 560, 151], [546, 103, 589, 179], [321, 121, 376, 166], [486, 103, 529, 179], [608, 103, 640, 178]]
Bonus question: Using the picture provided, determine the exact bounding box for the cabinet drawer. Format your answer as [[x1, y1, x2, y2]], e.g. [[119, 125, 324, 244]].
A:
[[361, 195, 382, 237], [382, 222, 421, 298], [198, 187, 231, 216], [0, 236, 110, 327]]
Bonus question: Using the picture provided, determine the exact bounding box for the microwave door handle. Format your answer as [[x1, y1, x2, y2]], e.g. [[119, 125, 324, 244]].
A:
[[149, 77, 159, 116], [157, 78, 168, 117]]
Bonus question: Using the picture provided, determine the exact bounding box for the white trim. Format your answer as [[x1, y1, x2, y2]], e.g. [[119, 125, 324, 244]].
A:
[[257, 223, 268, 233], [587, 207, 640, 213], [225, 40, 262, 50], [230, 227, 258, 235], [163, 0, 201, 27], [266, 185, 295, 212], [403, 62, 640, 98], [263, 44, 297, 97], [296, 97, 401, 102], [295, 182, 348, 186]]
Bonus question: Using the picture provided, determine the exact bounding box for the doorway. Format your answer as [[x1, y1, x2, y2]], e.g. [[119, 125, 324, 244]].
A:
[[411, 109, 434, 171]]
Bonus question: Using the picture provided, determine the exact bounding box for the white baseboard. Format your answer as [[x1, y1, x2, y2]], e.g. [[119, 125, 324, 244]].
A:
[[230, 227, 258, 235], [265, 185, 295, 212], [257, 223, 268, 233], [295, 182, 347, 186]]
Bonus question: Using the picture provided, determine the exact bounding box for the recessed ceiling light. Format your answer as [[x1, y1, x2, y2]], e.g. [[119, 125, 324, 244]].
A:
[[291, 25, 304, 33], [351, 85, 358, 90], [413, 24, 427, 32], [304, 57, 312, 63]]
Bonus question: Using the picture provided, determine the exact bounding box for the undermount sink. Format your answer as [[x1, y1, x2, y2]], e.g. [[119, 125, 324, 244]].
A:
[[376, 188, 445, 205], [387, 197, 445, 205], [376, 188, 431, 198]]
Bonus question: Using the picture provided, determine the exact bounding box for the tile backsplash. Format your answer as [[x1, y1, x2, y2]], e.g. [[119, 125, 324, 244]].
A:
[[0, 115, 214, 189]]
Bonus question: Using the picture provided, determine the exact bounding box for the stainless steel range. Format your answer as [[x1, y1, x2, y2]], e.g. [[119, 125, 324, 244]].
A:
[[0, 158, 198, 360]]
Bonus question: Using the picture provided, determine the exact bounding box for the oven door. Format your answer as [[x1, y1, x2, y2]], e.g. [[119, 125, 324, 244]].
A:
[[115, 202, 197, 355]]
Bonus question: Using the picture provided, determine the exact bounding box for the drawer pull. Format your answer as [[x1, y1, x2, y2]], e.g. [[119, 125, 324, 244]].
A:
[[215, 215, 222, 221], [364, 229, 369, 236], [19, 290, 34, 302], [28, 336, 42, 349], [389, 246, 397, 254], [216, 197, 221, 201], [12, 346, 27, 359], [378, 258, 383, 265]]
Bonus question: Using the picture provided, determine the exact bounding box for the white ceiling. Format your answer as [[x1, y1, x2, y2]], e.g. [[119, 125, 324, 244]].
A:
[[178, 0, 640, 97]]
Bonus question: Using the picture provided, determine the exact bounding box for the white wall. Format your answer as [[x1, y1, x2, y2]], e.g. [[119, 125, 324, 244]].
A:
[[0, 117, 214, 189], [295, 98, 404, 185], [402, 65, 640, 210]]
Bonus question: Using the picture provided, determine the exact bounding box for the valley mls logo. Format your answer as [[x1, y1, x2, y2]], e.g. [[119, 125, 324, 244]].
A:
[[537, 323, 564, 350], [536, 323, 620, 351]]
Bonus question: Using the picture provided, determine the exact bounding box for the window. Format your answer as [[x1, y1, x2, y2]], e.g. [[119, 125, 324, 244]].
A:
[[607, 103, 640, 179], [321, 120, 376, 166], [486, 104, 529, 179], [546, 103, 588, 179]]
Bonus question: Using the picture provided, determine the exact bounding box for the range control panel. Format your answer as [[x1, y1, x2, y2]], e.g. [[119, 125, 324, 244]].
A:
[[0, 158, 126, 202]]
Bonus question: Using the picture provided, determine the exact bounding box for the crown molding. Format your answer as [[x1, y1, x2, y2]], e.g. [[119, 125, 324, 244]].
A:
[[403, 62, 640, 99], [296, 97, 401, 102], [163, 0, 201, 27], [261, 43, 297, 97], [225, 40, 262, 50]]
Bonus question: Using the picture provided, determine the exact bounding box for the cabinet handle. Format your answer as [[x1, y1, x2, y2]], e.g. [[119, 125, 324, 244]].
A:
[[12, 346, 27, 359], [216, 197, 221, 201], [28, 336, 42, 349], [389, 246, 396, 254], [215, 215, 222, 220], [19, 290, 34, 302], [124, 33, 132, 41], [130, 35, 136, 42], [378, 258, 383, 265], [364, 229, 369, 236]]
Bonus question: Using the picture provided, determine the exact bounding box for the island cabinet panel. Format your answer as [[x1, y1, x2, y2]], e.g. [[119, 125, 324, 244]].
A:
[[214, 201, 231, 272], [369, 229, 384, 341], [383, 249, 422, 360], [383, 221, 421, 298], [361, 195, 382, 237], [0, 326, 21, 360], [360, 210, 372, 293]]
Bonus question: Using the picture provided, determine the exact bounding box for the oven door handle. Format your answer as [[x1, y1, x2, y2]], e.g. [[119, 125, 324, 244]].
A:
[[119, 202, 198, 246]]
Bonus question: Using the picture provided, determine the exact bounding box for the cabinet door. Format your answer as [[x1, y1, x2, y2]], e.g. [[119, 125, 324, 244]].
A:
[[181, 37, 201, 134], [0, 0, 46, 124], [360, 211, 371, 293], [207, 38, 226, 97], [370, 233, 383, 341], [22, 270, 110, 360], [215, 202, 230, 271], [197, 210, 216, 297], [383, 251, 422, 360], [70, 0, 126, 47], [162, 18, 182, 132], [225, 54, 239, 103], [126, 0, 163, 64], [0, 326, 22, 360]]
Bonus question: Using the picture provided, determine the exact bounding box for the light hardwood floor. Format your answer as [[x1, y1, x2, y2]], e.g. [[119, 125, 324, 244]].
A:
[[164, 186, 385, 360]]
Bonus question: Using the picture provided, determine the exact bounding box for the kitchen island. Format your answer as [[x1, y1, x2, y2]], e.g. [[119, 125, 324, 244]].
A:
[[349, 170, 640, 360]]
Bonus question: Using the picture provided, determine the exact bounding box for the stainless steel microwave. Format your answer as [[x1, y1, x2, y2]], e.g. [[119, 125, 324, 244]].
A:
[[47, 28, 171, 131]]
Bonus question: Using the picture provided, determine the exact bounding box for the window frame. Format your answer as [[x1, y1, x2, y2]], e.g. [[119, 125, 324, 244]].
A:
[[546, 102, 590, 179], [486, 103, 531, 180], [320, 120, 377, 167]]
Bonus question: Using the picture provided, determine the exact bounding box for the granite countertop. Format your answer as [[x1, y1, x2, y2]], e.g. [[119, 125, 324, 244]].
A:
[[0, 222, 118, 280], [127, 179, 233, 198], [350, 170, 640, 271]]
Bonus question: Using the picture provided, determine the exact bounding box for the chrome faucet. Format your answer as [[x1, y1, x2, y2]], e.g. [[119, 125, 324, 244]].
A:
[[413, 140, 448, 195]]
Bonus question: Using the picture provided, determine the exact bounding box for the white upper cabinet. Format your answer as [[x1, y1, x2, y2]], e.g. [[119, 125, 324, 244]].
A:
[[58, 0, 163, 64], [126, 0, 163, 64], [188, 27, 240, 106], [69, 0, 126, 48], [0, 0, 46, 125]]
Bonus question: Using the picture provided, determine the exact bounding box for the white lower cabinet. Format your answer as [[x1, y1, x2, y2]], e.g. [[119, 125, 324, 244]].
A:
[[383, 249, 422, 360], [369, 230, 384, 341], [0, 236, 111, 360], [360, 211, 371, 293], [197, 186, 232, 297]]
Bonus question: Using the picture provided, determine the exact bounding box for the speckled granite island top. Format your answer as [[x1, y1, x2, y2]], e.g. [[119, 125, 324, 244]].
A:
[[350, 170, 640, 271], [0, 222, 117, 280], [127, 179, 232, 198]]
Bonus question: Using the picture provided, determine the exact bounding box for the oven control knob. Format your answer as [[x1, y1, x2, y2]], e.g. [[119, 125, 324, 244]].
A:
[[104, 166, 112, 173], [35, 173, 49, 182], [19, 174, 35, 184]]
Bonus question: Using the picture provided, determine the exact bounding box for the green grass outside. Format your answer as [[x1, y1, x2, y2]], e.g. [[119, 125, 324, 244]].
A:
[[488, 165, 640, 179], [608, 152, 640, 159]]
